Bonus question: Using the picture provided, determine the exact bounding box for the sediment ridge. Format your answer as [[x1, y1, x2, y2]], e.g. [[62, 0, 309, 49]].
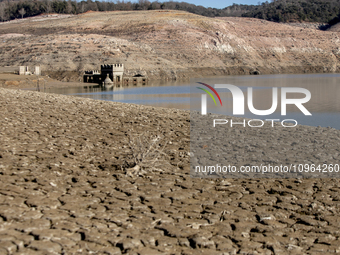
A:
[[0, 87, 340, 254]]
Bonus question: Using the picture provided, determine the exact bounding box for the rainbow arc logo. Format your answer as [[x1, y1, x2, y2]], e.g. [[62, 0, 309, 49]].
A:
[[197, 82, 222, 115], [196, 82, 222, 106]]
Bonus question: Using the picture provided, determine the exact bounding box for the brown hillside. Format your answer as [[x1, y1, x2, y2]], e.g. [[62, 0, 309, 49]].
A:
[[0, 10, 339, 81]]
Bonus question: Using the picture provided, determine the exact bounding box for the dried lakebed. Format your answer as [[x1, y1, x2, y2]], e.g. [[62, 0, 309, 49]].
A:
[[0, 88, 340, 254], [190, 112, 340, 179]]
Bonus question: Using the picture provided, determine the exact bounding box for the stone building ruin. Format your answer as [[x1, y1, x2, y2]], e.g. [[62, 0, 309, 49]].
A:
[[84, 64, 124, 85], [19, 66, 41, 76], [102, 64, 124, 83], [84, 64, 147, 86]]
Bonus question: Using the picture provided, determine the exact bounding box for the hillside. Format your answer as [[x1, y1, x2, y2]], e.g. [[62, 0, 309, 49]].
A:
[[0, 10, 340, 81]]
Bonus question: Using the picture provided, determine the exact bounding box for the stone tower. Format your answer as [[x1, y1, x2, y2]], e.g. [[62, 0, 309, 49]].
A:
[[100, 64, 124, 84], [112, 63, 124, 83]]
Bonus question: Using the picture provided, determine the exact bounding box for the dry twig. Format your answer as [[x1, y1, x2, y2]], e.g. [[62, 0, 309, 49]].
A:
[[125, 131, 170, 176]]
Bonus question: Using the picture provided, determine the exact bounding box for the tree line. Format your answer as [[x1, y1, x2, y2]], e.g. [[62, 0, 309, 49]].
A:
[[241, 0, 340, 23], [0, 0, 339, 26]]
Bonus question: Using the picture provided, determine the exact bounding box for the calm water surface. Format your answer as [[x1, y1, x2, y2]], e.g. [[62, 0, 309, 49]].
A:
[[43, 74, 340, 129]]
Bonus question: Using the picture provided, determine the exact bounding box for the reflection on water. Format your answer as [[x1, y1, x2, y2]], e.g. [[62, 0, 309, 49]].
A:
[[43, 80, 192, 111], [43, 74, 340, 129]]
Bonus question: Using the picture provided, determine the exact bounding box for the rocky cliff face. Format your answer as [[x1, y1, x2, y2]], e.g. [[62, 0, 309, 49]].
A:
[[0, 10, 339, 81]]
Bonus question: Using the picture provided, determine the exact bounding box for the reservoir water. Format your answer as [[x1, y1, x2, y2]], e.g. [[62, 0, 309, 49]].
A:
[[42, 73, 340, 129]]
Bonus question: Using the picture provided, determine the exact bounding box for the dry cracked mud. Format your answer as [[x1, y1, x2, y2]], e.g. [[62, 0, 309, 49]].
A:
[[0, 88, 340, 254]]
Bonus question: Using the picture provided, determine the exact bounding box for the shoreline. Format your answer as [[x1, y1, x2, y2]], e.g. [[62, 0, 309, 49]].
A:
[[34, 65, 340, 84], [2, 70, 340, 91]]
